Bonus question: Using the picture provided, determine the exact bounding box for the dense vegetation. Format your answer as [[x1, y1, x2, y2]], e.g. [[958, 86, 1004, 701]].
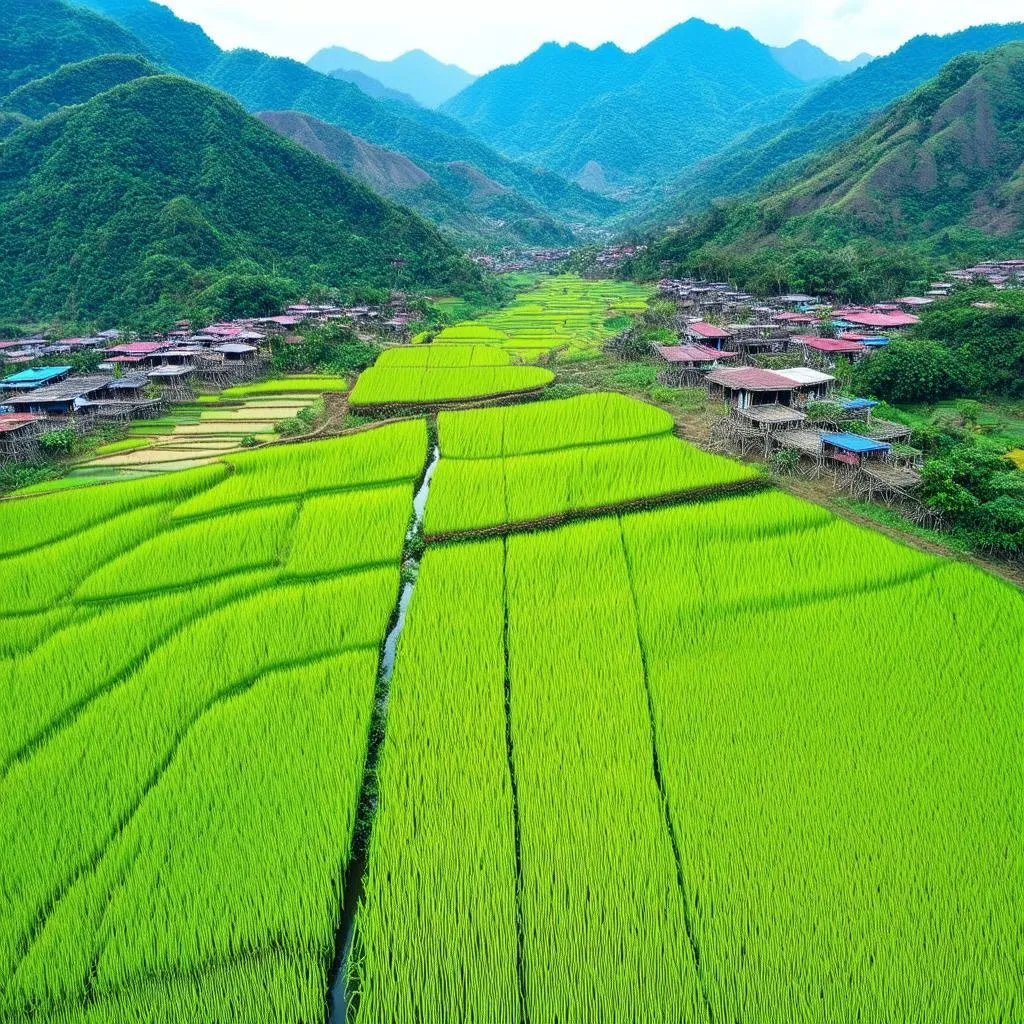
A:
[[443, 19, 808, 191], [634, 44, 1024, 300], [0, 75, 489, 326], [0, 52, 155, 118], [2, 0, 146, 95]]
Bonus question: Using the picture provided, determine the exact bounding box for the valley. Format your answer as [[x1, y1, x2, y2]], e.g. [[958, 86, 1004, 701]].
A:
[[1, 2, 1022, 1022]]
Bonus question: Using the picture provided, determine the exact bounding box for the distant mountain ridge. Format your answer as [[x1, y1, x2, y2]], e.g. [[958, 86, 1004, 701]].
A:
[[645, 42, 1024, 282], [769, 40, 872, 81], [68, 0, 614, 230], [638, 20, 1024, 227], [441, 19, 810, 190], [308, 45, 476, 108], [328, 67, 418, 106]]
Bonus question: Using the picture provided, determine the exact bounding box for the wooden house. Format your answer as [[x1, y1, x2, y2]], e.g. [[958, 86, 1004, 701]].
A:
[[655, 344, 737, 385]]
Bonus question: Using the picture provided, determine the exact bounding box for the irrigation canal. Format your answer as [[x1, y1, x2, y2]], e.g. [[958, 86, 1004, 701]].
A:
[[326, 439, 440, 1023]]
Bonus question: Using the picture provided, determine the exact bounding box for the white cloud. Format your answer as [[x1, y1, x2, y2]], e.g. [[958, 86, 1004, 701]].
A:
[[165, 0, 1024, 73]]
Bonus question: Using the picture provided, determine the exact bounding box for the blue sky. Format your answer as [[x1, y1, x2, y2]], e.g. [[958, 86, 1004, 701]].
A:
[[163, 0, 1023, 74]]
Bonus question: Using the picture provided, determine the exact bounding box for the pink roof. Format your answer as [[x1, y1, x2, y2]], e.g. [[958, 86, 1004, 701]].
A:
[[107, 342, 167, 355], [836, 332, 874, 342], [838, 312, 919, 328], [257, 315, 302, 326], [771, 312, 818, 324], [706, 367, 799, 391], [656, 344, 738, 363], [687, 322, 732, 340]]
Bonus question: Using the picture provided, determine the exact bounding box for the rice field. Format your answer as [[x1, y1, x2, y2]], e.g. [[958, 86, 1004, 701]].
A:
[[425, 396, 759, 536], [349, 365, 553, 408], [2, 375, 1020, 1023], [0, 424, 426, 1024], [425, 275, 654, 359]]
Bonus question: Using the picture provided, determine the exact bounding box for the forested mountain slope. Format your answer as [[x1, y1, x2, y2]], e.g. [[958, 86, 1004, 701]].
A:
[[442, 20, 809, 190], [0, 53, 156, 118], [641, 21, 1024, 225], [3, 0, 147, 94], [258, 111, 575, 247], [70, 0, 614, 226], [0, 76, 487, 325], [638, 44, 1024, 297]]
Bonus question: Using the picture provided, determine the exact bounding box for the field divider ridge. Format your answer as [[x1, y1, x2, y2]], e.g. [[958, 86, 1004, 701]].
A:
[[617, 518, 715, 1024], [426, 477, 774, 545], [501, 536, 530, 1024]]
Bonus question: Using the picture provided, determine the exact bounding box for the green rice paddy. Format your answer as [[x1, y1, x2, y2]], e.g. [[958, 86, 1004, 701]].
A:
[[0, 345, 1019, 1023]]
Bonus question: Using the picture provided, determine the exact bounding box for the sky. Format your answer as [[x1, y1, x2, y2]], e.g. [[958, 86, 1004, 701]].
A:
[[163, 0, 1023, 74]]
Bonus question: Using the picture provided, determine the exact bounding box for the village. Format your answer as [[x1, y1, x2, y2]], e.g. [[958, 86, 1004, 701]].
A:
[[0, 299, 418, 464]]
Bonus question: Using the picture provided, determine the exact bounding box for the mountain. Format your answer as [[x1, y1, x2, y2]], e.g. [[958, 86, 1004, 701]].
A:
[[770, 41, 872, 81], [73, 0, 220, 76], [0, 75, 487, 325], [3, 0, 147, 95], [1, 53, 156, 118], [308, 46, 476, 108], [441, 20, 810, 190], [69, 0, 615, 229], [641, 21, 1024, 226], [258, 111, 576, 247], [643, 43, 1024, 295], [328, 67, 418, 106]]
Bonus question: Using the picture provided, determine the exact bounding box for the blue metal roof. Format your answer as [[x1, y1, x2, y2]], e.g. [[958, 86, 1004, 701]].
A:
[[822, 432, 891, 454], [841, 398, 879, 410], [861, 336, 891, 346], [1, 366, 71, 387]]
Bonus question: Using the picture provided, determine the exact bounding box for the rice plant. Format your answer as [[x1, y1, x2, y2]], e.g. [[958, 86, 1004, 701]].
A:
[[75, 503, 296, 600], [349, 366, 552, 407], [438, 393, 674, 459], [506, 521, 704, 1021], [173, 420, 427, 518], [426, 433, 759, 536], [285, 484, 413, 576], [0, 568, 398, 999], [9, 652, 378, 1017], [374, 346, 510, 368], [351, 541, 521, 1024], [0, 464, 227, 559], [620, 500, 1024, 1022]]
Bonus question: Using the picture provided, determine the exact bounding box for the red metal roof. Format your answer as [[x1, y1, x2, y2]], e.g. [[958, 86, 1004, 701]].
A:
[[771, 312, 817, 323], [106, 342, 167, 355], [656, 344, 738, 363], [806, 337, 867, 353], [706, 367, 799, 391], [687, 322, 732, 339], [0, 413, 42, 433]]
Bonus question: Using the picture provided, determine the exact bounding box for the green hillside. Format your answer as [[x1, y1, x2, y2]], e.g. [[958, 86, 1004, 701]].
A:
[[2, 0, 147, 95], [638, 43, 1024, 299], [74, 0, 220, 76], [70, 0, 616, 227], [441, 20, 809, 191], [641, 22, 1024, 225], [0, 75, 488, 326], [258, 110, 574, 248], [0, 53, 156, 118]]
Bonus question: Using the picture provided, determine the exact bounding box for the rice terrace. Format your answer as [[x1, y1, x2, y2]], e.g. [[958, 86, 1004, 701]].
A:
[[0, 272, 1020, 1024], [3, 2, 1024, 1021]]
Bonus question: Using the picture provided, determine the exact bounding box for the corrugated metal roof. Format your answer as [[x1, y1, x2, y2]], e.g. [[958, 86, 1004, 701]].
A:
[[822, 433, 891, 454], [655, 344, 737, 363], [706, 367, 798, 391]]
